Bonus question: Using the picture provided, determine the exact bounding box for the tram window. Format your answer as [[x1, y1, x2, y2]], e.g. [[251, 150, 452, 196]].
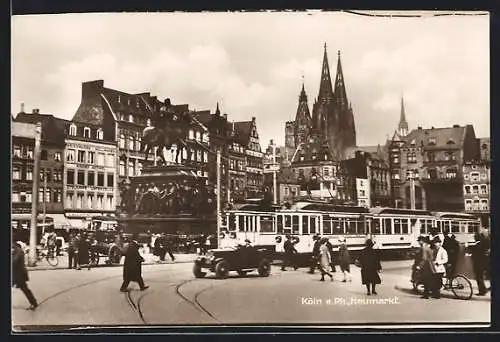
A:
[[285, 215, 291, 228], [443, 221, 450, 233], [310, 217, 316, 235], [460, 222, 467, 233], [356, 219, 365, 235], [451, 221, 460, 233], [260, 217, 274, 233], [302, 215, 309, 234], [238, 216, 245, 232], [401, 219, 409, 234], [331, 218, 341, 235], [277, 216, 283, 233], [291, 216, 299, 234], [323, 217, 332, 235], [221, 215, 227, 227], [346, 219, 356, 234], [394, 219, 401, 234], [436, 221, 441, 234], [383, 218, 392, 235], [229, 214, 236, 231], [469, 222, 478, 233], [372, 219, 381, 234]]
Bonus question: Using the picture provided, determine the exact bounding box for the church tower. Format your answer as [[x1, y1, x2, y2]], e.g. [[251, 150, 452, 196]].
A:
[[398, 96, 409, 137], [293, 81, 312, 147], [311, 43, 334, 139]]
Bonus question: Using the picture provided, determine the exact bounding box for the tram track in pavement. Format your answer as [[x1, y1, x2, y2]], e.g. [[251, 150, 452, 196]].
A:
[[174, 278, 221, 323]]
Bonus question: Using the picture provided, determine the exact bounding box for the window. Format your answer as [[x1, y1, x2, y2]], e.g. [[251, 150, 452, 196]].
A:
[[146, 118, 151, 127], [428, 168, 437, 180], [204, 152, 208, 163], [87, 151, 95, 164], [88, 172, 95, 186], [54, 152, 61, 161], [428, 138, 436, 145], [202, 133, 208, 143], [427, 152, 435, 162], [12, 166, 21, 180], [472, 199, 480, 210], [323, 167, 329, 177], [66, 192, 74, 208], [45, 169, 52, 182], [66, 149, 75, 162], [471, 172, 480, 182], [66, 170, 75, 184], [189, 129, 194, 140], [480, 199, 489, 210], [119, 160, 125, 176], [137, 162, 142, 176], [97, 153, 105, 166], [407, 152, 417, 163], [472, 185, 479, 194], [87, 194, 94, 209], [97, 195, 104, 210], [196, 131, 201, 142], [445, 168, 457, 179], [464, 185, 471, 194], [76, 193, 84, 209], [77, 171, 85, 185], [54, 190, 62, 203], [107, 174, 114, 187], [129, 136, 135, 150], [83, 127, 91, 138], [392, 156, 399, 164], [465, 199, 472, 210], [41, 150, 48, 160], [128, 115, 134, 123], [136, 138, 141, 151], [360, 190, 366, 197], [445, 151, 455, 161], [97, 173, 104, 187], [97, 129, 104, 140], [106, 154, 115, 167], [197, 150, 202, 162], [77, 150, 85, 163], [119, 134, 125, 149], [12, 191, 20, 202], [13, 145, 21, 158], [480, 185, 488, 194], [25, 147, 33, 159], [26, 167, 33, 181], [69, 124, 77, 136], [128, 160, 134, 176]]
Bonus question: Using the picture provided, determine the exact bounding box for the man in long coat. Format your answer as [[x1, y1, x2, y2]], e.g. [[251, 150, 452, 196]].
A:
[[12, 242, 38, 310], [120, 234, 149, 292], [417, 236, 437, 299], [471, 232, 489, 296], [308, 235, 321, 274]]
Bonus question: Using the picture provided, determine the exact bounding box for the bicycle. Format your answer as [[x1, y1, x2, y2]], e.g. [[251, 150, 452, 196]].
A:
[[35, 247, 59, 267], [412, 271, 473, 300]]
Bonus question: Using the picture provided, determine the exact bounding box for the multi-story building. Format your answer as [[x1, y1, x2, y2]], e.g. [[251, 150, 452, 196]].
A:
[[14, 109, 70, 229], [12, 119, 37, 219], [291, 138, 348, 202], [463, 137, 490, 228], [64, 111, 118, 228], [234, 117, 264, 198], [342, 150, 392, 207], [398, 125, 478, 211]]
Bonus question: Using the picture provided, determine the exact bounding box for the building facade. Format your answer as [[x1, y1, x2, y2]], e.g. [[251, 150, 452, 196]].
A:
[[64, 121, 118, 228], [463, 137, 490, 228], [397, 125, 478, 211]]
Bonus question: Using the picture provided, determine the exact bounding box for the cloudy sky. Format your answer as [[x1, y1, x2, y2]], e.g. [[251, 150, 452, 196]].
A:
[[12, 11, 489, 147]]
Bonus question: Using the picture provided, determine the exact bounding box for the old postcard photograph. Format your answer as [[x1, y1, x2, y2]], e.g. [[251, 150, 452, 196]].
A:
[[11, 11, 490, 331]]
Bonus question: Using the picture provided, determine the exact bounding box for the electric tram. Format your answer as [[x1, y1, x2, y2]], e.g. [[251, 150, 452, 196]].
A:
[[218, 200, 481, 258]]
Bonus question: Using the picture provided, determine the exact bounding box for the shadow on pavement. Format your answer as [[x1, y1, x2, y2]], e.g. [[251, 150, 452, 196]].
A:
[[394, 284, 490, 302]]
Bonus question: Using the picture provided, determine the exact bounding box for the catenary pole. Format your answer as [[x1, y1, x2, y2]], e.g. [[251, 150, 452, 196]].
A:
[[28, 122, 42, 266]]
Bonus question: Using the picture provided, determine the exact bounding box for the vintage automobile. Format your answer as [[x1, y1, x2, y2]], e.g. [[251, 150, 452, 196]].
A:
[[192, 245, 275, 279]]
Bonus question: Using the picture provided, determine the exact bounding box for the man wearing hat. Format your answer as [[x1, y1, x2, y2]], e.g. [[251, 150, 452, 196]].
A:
[[411, 236, 425, 286], [431, 236, 448, 299], [281, 235, 298, 271], [12, 242, 38, 310], [120, 233, 149, 292], [308, 234, 321, 274], [416, 236, 437, 299]]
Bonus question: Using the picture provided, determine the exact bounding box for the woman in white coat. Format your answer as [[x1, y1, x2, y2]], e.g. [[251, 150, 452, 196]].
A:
[[432, 237, 448, 299]]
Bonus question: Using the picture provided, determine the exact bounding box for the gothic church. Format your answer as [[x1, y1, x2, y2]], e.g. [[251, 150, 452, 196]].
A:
[[285, 44, 357, 161]]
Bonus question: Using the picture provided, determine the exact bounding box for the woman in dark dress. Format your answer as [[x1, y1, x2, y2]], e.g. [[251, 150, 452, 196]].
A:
[[77, 233, 91, 270], [358, 239, 382, 295]]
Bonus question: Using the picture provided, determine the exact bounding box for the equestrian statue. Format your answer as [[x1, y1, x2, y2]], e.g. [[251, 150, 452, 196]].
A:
[[140, 99, 207, 164]]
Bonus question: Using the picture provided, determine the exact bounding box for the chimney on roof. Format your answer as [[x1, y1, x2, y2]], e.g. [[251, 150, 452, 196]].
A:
[[20, 103, 25, 113], [82, 80, 104, 101], [223, 114, 228, 120], [32, 109, 40, 114], [431, 126, 435, 129], [417, 126, 422, 130], [453, 124, 460, 128]]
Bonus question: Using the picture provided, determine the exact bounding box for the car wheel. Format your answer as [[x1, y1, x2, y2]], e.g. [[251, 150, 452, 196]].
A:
[[193, 263, 206, 278], [215, 260, 229, 279], [258, 259, 271, 277], [237, 270, 248, 276]]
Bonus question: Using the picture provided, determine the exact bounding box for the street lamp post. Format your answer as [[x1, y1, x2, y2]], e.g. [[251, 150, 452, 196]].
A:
[[216, 149, 221, 248], [28, 122, 42, 267]]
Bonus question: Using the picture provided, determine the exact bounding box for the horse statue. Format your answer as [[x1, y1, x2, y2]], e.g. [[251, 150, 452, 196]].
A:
[[141, 108, 207, 164]]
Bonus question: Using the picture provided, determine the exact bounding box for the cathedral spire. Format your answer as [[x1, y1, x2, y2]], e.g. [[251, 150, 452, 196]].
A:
[[215, 101, 220, 115], [333, 50, 348, 109], [318, 43, 334, 102], [398, 96, 408, 137], [299, 76, 307, 102]]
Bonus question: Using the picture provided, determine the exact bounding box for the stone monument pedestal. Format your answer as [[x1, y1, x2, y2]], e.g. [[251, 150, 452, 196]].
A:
[[117, 164, 216, 236]]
